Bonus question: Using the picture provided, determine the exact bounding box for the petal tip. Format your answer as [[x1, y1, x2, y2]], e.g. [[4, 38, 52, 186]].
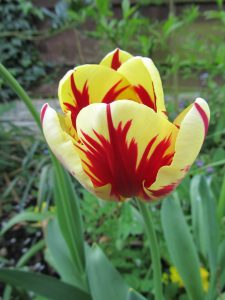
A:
[[40, 103, 49, 125], [194, 98, 210, 137]]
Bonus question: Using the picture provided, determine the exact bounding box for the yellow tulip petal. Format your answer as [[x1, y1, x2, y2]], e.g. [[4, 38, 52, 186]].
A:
[[75, 100, 178, 201], [100, 48, 133, 70], [41, 103, 93, 192], [147, 98, 210, 198], [58, 64, 138, 130], [173, 103, 193, 128], [117, 57, 166, 116]]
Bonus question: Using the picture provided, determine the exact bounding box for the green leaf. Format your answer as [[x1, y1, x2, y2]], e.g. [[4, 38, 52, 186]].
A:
[[126, 289, 147, 300], [95, 0, 110, 16], [218, 239, 225, 290], [190, 175, 207, 257], [3, 240, 46, 300], [191, 176, 219, 300], [52, 157, 85, 275], [46, 218, 87, 291], [87, 245, 144, 300], [0, 269, 91, 300], [37, 164, 52, 207], [87, 245, 128, 300], [216, 293, 225, 300], [161, 195, 204, 300], [198, 176, 218, 276], [0, 211, 52, 236], [217, 171, 225, 221], [122, 0, 130, 18]]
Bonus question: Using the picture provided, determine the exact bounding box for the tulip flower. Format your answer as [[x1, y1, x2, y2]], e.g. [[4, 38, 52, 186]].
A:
[[41, 48, 210, 201]]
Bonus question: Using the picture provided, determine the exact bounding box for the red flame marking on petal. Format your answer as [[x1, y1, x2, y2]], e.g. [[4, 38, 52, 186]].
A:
[[111, 48, 121, 70], [150, 183, 177, 198], [149, 174, 185, 198], [181, 165, 190, 172], [194, 102, 209, 138], [149, 167, 189, 199], [102, 80, 129, 104], [134, 83, 156, 111], [40, 103, 48, 125], [64, 75, 90, 130], [77, 104, 175, 200]]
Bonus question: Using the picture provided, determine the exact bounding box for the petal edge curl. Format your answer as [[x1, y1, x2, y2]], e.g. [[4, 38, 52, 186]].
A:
[[146, 98, 210, 198], [117, 57, 166, 115], [41, 103, 93, 191]]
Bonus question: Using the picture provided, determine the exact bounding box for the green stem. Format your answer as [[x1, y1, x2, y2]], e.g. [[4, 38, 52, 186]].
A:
[[0, 63, 41, 129], [136, 200, 164, 300]]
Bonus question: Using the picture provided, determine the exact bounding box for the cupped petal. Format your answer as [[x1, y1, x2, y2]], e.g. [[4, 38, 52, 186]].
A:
[[58, 64, 138, 130], [75, 100, 178, 201], [100, 48, 133, 70], [146, 98, 210, 199], [117, 57, 166, 116], [41, 103, 93, 192]]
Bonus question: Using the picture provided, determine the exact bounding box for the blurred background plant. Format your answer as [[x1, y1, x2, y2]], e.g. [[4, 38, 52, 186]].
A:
[[0, 0, 225, 299]]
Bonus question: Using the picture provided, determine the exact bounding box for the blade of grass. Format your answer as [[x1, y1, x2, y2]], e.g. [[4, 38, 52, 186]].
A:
[[0, 211, 52, 235], [38, 165, 52, 207]]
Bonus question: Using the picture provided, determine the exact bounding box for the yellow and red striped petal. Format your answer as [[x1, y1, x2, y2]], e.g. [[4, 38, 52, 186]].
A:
[[100, 48, 133, 70], [58, 64, 138, 130], [75, 100, 178, 201], [41, 103, 93, 192], [117, 57, 166, 116], [146, 98, 210, 199]]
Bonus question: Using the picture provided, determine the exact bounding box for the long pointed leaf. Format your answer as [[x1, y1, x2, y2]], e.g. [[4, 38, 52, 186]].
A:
[[46, 218, 87, 291], [52, 156, 85, 275], [218, 239, 225, 292], [190, 175, 207, 257], [161, 196, 204, 300], [87, 245, 128, 300], [126, 289, 147, 300], [0, 269, 91, 300], [87, 245, 144, 300], [217, 171, 225, 221], [198, 176, 218, 277]]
